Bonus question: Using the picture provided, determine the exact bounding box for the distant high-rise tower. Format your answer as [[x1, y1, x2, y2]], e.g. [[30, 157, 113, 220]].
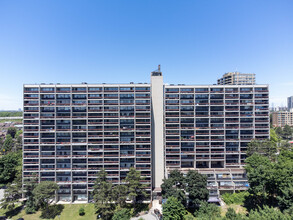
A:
[[217, 72, 255, 85], [288, 96, 293, 111]]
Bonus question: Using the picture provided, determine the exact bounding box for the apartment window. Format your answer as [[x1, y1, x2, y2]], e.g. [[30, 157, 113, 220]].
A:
[[104, 87, 118, 91], [195, 88, 208, 92], [120, 87, 134, 91], [72, 87, 86, 92], [135, 87, 150, 91], [25, 87, 39, 92], [88, 87, 102, 92], [57, 94, 71, 99], [41, 87, 55, 92], [166, 88, 179, 93], [57, 87, 71, 92], [180, 88, 194, 92]]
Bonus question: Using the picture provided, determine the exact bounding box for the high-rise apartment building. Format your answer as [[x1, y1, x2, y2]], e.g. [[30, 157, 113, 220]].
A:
[[217, 72, 256, 85], [23, 69, 269, 202], [272, 111, 293, 127], [288, 96, 293, 111]]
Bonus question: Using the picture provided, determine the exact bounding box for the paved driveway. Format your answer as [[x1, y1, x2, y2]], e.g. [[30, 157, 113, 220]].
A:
[[131, 212, 158, 220]]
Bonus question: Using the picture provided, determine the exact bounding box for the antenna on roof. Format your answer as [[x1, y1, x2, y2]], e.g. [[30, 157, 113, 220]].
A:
[[158, 64, 161, 72]]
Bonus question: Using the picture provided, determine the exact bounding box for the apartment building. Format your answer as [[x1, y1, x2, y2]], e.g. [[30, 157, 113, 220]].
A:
[[23, 83, 152, 202], [272, 111, 293, 127], [217, 72, 256, 85], [23, 69, 269, 202]]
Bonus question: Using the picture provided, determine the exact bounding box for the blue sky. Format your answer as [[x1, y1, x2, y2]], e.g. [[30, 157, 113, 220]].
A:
[[0, 0, 292, 110]]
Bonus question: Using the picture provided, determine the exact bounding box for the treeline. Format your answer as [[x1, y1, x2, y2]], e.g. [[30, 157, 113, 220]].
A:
[[1, 167, 149, 219], [0, 111, 22, 117]]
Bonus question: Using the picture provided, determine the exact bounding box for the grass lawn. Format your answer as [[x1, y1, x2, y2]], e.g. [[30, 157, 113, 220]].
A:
[[221, 204, 247, 216], [1, 204, 96, 220]]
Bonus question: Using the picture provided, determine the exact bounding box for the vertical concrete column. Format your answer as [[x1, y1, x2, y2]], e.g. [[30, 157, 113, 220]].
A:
[[151, 68, 164, 189]]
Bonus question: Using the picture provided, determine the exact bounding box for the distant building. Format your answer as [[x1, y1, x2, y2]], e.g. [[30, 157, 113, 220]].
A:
[[270, 106, 288, 112], [217, 72, 255, 85], [272, 111, 293, 127], [288, 96, 293, 111]]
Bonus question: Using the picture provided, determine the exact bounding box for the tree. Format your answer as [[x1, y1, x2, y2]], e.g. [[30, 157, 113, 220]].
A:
[[161, 170, 187, 206], [0, 170, 22, 211], [275, 126, 283, 137], [14, 129, 23, 151], [244, 149, 293, 210], [7, 127, 17, 139], [0, 151, 22, 184], [194, 201, 221, 220], [244, 153, 276, 208], [185, 170, 209, 207], [2, 134, 14, 153], [161, 177, 186, 205], [248, 206, 291, 220], [282, 125, 292, 140], [93, 169, 115, 220], [162, 196, 186, 220], [112, 208, 131, 220], [270, 128, 280, 144], [125, 167, 147, 205], [277, 184, 293, 211], [113, 184, 128, 207], [247, 140, 277, 159], [32, 181, 59, 209], [24, 174, 39, 214]]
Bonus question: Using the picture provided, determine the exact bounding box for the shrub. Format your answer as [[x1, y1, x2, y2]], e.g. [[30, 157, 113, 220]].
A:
[[79, 207, 85, 216], [194, 201, 221, 219], [184, 212, 196, 220], [40, 204, 64, 219], [222, 191, 249, 205]]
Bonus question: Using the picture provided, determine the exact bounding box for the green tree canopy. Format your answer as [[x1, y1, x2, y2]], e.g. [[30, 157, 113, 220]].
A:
[[161, 170, 208, 208], [248, 206, 291, 220], [2, 134, 14, 153], [32, 181, 59, 209], [0, 151, 22, 184], [162, 196, 186, 220], [0, 167, 22, 211], [125, 167, 147, 205], [112, 207, 131, 220], [112, 184, 128, 208], [93, 169, 115, 220], [247, 139, 277, 159], [7, 127, 17, 139], [282, 125, 292, 140], [185, 170, 209, 207]]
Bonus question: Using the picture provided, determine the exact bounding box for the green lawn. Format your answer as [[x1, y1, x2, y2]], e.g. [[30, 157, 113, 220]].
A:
[[1, 204, 96, 220]]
